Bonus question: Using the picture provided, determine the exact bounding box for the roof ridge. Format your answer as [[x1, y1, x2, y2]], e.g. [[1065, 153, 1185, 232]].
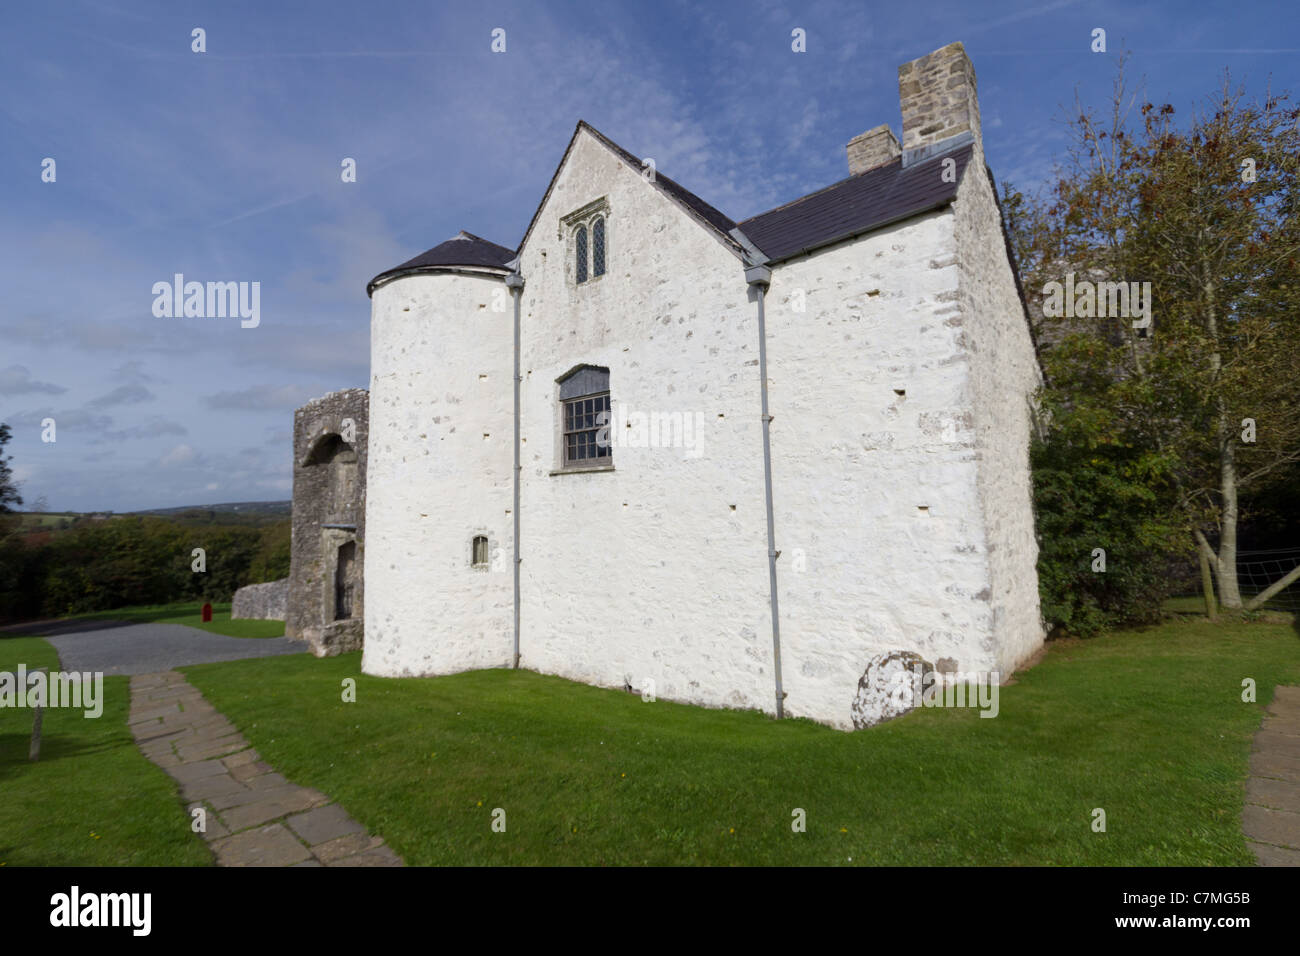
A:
[[514, 120, 744, 260]]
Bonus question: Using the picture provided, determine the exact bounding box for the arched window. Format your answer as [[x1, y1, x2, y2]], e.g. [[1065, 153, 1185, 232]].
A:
[[575, 226, 588, 283], [471, 535, 489, 568], [592, 217, 606, 277]]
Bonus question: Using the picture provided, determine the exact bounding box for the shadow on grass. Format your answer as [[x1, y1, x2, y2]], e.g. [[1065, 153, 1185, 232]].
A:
[[0, 732, 125, 783]]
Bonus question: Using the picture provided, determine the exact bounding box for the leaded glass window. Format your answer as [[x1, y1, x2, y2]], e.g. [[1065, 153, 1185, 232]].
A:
[[575, 225, 588, 283], [592, 217, 606, 277]]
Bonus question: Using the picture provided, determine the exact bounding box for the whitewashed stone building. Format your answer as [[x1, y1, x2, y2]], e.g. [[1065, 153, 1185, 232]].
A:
[[360, 41, 1044, 729]]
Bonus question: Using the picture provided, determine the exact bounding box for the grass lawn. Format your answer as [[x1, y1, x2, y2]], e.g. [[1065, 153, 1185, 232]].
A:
[[0, 636, 212, 866], [67, 601, 285, 639], [182, 614, 1300, 866]]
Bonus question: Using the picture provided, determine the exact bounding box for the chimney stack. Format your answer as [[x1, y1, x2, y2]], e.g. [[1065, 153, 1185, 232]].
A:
[[846, 124, 901, 175], [898, 41, 980, 160]]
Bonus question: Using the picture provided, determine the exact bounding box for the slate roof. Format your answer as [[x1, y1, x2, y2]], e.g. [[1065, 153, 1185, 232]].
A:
[[366, 231, 516, 293], [366, 128, 977, 296], [738, 144, 976, 263]]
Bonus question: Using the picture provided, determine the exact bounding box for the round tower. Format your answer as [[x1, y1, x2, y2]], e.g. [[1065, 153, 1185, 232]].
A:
[[362, 232, 517, 677]]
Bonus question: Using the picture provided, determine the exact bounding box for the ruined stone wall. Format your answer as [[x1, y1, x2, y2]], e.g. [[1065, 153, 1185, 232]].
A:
[[231, 578, 289, 621], [288, 388, 369, 656]]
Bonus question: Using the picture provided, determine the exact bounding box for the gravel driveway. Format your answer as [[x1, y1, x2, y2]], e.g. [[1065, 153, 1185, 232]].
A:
[[12, 620, 308, 675]]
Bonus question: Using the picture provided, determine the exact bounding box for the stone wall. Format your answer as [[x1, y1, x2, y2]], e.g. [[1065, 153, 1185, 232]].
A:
[[231, 578, 289, 621], [288, 388, 369, 657]]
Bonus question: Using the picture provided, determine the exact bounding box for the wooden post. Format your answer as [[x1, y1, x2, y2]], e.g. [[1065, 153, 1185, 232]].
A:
[[1198, 547, 1217, 620], [29, 666, 48, 761]]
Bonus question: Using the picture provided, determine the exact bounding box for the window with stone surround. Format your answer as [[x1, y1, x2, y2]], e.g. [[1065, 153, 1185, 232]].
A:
[[557, 365, 612, 469], [561, 198, 610, 288], [471, 535, 489, 568]]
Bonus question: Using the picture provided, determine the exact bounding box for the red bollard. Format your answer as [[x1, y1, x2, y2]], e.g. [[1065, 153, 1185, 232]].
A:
[[201, 602, 213, 622]]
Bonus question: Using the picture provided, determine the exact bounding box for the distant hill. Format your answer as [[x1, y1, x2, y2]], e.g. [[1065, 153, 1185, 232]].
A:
[[9, 501, 292, 533], [131, 500, 291, 517], [127, 500, 291, 525]]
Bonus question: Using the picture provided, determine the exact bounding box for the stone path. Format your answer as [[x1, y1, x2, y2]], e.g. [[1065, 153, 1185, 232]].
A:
[[129, 670, 403, 867], [1244, 685, 1300, 865]]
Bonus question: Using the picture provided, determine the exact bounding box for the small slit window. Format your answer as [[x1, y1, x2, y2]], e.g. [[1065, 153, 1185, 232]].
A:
[[471, 535, 489, 568], [575, 226, 588, 284]]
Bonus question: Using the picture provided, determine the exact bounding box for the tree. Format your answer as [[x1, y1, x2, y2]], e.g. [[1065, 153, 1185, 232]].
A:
[[0, 423, 22, 513], [1011, 58, 1300, 614]]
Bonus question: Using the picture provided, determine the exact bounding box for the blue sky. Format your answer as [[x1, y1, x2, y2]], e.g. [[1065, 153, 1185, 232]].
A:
[[1, 0, 1295, 512]]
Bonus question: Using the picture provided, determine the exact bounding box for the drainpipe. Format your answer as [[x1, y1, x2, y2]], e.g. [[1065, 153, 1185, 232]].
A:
[[744, 261, 785, 720], [505, 269, 525, 669]]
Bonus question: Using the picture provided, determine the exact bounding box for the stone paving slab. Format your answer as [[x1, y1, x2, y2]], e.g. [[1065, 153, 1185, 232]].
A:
[[211, 824, 313, 867], [130, 670, 403, 867], [287, 804, 365, 845], [1249, 841, 1300, 866], [1245, 685, 1300, 865]]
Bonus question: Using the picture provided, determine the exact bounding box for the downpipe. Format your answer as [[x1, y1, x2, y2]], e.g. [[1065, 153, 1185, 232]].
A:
[[745, 262, 785, 720], [506, 269, 525, 669]]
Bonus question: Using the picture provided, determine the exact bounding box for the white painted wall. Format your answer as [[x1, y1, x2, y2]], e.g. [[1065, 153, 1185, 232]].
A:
[[362, 127, 1043, 729], [951, 156, 1045, 674], [363, 270, 515, 676], [765, 210, 998, 727], [514, 129, 775, 713]]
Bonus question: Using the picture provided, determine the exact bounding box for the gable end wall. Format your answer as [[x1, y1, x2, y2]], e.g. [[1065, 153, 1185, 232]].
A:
[[952, 163, 1044, 674]]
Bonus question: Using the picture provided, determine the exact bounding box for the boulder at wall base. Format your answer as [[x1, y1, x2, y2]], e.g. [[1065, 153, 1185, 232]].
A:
[[850, 650, 934, 729], [230, 578, 289, 621]]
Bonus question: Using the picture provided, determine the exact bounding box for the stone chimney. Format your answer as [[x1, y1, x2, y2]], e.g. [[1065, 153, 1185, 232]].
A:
[[846, 124, 901, 175], [898, 41, 980, 158]]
